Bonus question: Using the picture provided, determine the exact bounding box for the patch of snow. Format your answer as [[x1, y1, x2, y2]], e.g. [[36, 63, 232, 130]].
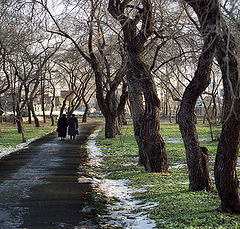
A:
[[0, 130, 55, 160], [237, 157, 240, 167], [0, 137, 41, 159], [163, 137, 211, 143], [87, 129, 103, 167], [169, 164, 187, 170], [78, 177, 92, 184], [87, 129, 157, 228]]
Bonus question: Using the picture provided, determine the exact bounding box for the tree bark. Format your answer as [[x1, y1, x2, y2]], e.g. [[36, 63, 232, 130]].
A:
[[27, 104, 32, 124], [29, 101, 40, 127], [179, 0, 219, 190], [82, 97, 88, 123], [104, 113, 119, 138], [0, 100, 3, 124], [16, 105, 23, 134], [130, 58, 168, 172], [41, 94, 46, 123], [214, 26, 240, 214]]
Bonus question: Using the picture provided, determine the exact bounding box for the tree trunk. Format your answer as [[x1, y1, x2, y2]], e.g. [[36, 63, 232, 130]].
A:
[[127, 57, 168, 172], [41, 97, 46, 123], [82, 99, 89, 123], [179, 0, 219, 191], [50, 102, 55, 126], [139, 116, 167, 172], [16, 106, 23, 134], [118, 110, 127, 126], [215, 117, 240, 213], [0, 100, 3, 124], [126, 65, 145, 165], [27, 104, 32, 124], [178, 36, 216, 190], [28, 100, 40, 127], [104, 114, 118, 138], [214, 28, 240, 214], [200, 147, 211, 192], [82, 109, 88, 123]]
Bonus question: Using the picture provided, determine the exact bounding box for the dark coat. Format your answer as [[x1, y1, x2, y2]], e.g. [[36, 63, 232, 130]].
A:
[[68, 116, 78, 136], [57, 116, 68, 138]]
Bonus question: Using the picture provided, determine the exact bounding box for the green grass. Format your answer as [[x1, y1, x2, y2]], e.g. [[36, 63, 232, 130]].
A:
[[160, 123, 221, 154], [0, 121, 56, 151], [96, 123, 240, 228]]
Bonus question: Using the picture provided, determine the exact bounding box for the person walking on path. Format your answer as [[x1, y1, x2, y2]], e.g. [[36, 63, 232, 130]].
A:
[[57, 114, 68, 140], [68, 114, 78, 140]]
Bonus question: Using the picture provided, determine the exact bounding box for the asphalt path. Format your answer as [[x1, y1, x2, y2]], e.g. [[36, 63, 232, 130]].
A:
[[0, 121, 103, 229]]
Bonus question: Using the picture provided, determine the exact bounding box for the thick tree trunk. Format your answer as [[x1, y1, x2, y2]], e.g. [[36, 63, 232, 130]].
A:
[[139, 117, 167, 172], [126, 62, 144, 165], [108, 0, 168, 172], [127, 58, 168, 172], [215, 117, 240, 213], [104, 114, 118, 138], [214, 30, 240, 214]]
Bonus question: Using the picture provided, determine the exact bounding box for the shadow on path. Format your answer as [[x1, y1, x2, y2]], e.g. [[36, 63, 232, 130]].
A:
[[0, 121, 103, 229]]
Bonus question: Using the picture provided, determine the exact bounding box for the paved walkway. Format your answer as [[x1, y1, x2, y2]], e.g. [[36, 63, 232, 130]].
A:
[[0, 121, 103, 229]]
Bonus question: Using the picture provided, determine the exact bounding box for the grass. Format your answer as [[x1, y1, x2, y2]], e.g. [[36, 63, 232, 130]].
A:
[[0, 121, 56, 152], [96, 123, 240, 228], [1, 120, 239, 228]]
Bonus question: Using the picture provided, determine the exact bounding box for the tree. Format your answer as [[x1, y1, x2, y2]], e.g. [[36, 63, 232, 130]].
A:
[[214, 1, 240, 213], [34, 0, 128, 138], [108, 0, 168, 172], [0, 42, 11, 124], [55, 50, 95, 121], [178, 0, 220, 191], [179, 0, 240, 211]]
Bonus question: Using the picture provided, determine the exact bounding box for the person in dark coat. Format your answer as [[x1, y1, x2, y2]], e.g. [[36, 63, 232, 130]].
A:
[[68, 114, 78, 140], [57, 114, 68, 140]]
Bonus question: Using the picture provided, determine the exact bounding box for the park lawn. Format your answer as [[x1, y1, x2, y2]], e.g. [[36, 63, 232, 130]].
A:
[[0, 122, 56, 152], [96, 123, 240, 228]]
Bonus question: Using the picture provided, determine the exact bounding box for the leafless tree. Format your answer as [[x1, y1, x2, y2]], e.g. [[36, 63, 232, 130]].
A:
[[33, 0, 128, 138], [108, 0, 168, 172], [214, 0, 240, 214], [177, 0, 220, 191]]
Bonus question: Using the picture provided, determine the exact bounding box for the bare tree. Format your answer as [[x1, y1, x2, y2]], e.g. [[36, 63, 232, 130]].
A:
[[108, 0, 168, 172], [214, 1, 240, 213], [33, 0, 128, 138], [177, 0, 220, 191]]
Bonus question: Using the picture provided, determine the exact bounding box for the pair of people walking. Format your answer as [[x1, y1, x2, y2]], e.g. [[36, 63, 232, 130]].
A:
[[57, 114, 78, 140]]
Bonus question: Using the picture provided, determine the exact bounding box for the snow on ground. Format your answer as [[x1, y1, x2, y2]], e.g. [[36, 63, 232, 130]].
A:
[[0, 128, 157, 228], [87, 129, 157, 228], [0, 137, 43, 160]]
